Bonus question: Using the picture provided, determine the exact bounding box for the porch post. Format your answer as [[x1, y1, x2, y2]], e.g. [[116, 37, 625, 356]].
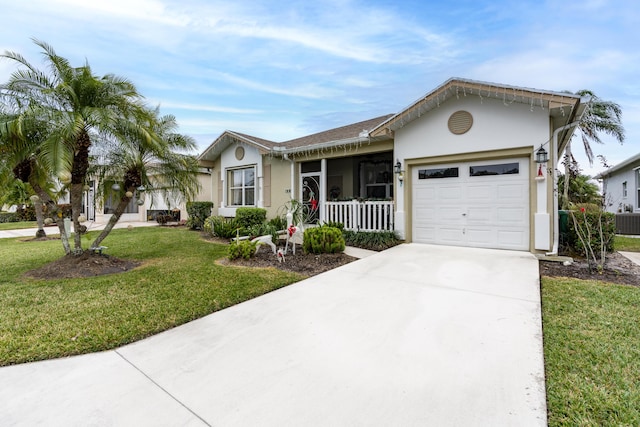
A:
[[320, 158, 327, 223]]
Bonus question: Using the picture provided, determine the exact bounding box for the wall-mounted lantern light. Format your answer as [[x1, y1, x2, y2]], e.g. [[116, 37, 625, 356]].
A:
[[535, 146, 548, 164], [394, 159, 404, 185]]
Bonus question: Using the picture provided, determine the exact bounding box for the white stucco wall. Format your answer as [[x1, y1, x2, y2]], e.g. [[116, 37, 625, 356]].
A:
[[603, 168, 638, 213], [393, 96, 548, 161], [393, 96, 549, 245], [218, 143, 263, 217]]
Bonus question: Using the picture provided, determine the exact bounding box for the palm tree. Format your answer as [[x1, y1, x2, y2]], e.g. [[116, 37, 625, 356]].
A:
[[562, 90, 625, 209], [1, 39, 150, 253], [0, 112, 71, 244], [90, 108, 200, 249], [558, 173, 601, 206]]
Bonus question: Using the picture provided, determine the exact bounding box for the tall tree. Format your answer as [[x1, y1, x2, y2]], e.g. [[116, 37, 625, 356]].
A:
[[90, 108, 200, 249], [1, 39, 150, 254], [0, 112, 69, 243], [562, 90, 625, 209]]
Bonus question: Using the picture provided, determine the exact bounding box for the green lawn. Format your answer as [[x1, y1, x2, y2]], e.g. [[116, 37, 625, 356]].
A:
[[542, 277, 640, 426], [0, 221, 38, 231], [3, 226, 640, 425], [0, 227, 302, 366], [614, 235, 640, 252]]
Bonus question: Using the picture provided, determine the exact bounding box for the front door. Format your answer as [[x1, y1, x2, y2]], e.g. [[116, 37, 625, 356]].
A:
[[301, 173, 321, 224]]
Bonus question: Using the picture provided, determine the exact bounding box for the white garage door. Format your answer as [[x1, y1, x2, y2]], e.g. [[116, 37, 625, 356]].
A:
[[412, 158, 529, 250]]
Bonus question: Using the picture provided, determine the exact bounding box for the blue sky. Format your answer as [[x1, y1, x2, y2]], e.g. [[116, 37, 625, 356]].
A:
[[1, 0, 638, 177]]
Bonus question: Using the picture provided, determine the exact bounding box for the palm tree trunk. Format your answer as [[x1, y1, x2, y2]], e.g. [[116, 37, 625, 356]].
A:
[[70, 183, 84, 251], [31, 182, 71, 254], [90, 190, 133, 250], [562, 142, 572, 210], [34, 198, 46, 238]]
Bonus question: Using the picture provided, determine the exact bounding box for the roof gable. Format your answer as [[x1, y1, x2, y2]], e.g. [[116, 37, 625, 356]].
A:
[[370, 78, 587, 153], [595, 153, 640, 179]]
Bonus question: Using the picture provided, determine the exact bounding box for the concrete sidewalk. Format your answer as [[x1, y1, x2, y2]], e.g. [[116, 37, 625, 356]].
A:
[[0, 244, 546, 426]]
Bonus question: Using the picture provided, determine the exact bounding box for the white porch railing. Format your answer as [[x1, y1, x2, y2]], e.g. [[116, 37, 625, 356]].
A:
[[324, 200, 395, 231]]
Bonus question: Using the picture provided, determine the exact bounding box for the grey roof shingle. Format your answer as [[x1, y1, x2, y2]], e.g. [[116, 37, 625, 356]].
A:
[[282, 114, 394, 150]]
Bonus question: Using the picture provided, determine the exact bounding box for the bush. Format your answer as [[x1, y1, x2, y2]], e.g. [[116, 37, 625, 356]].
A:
[[186, 202, 213, 230], [0, 212, 20, 223], [343, 230, 402, 251], [267, 215, 287, 231], [567, 209, 616, 255], [322, 221, 344, 230], [246, 222, 280, 244], [235, 207, 267, 230], [155, 214, 174, 225], [227, 239, 257, 260], [204, 216, 240, 239], [16, 205, 36, 221], [303, 226, 345, 254]]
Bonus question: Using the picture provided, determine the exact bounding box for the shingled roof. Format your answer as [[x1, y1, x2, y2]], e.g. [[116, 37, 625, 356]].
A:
[[199, 114, 393, 161], [281, 114, 394, 150]]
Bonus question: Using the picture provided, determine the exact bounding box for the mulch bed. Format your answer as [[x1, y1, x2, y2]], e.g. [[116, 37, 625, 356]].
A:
[[24, 252, 140, 279], [539, 252, 640, 287], [20, 229, 640, 285], [218, 244, 357, 277]]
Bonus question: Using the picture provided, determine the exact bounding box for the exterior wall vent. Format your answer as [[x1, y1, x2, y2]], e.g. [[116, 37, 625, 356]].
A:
[[448, 110, 473, 135]]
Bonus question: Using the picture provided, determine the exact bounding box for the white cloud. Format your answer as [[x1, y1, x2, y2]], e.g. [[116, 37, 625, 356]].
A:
[[155, 101, 262, 114]]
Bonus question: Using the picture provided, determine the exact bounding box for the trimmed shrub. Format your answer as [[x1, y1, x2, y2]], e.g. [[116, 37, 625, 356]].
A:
[[322, 221, 344, 230], [303, 226, 345, 254], [16, 205, 36, 221], [186, 201, 213, 230], [227, 239, 257, 260], [235, 207, 267, 230], [0, 212, 20, 223], [155, 214, 174, 225], [343, 230, 402, 251], [204, 216, 240, 239]]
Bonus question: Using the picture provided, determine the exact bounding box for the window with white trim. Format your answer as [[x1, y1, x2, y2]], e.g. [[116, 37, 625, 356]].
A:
[[227, 166, 256, 206], [623, 181, 628, 198]]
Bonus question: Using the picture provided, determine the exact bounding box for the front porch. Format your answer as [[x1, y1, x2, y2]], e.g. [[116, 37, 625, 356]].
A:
[[296, 151, 396, 232]]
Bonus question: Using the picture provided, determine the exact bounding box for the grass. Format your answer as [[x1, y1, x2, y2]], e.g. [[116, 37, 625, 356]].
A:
[[4, 225, 640, 425], [542, 277, 640, 426], [0, 221, 38, 230], [614, 235, 640, 252], [0, 227, 302, 366]]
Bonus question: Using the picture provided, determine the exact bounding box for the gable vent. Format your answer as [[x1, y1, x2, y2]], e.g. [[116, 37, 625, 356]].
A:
[[448, 110, 473, 135]]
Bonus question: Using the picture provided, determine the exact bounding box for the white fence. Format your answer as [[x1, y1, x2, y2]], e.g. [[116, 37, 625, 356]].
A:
[[324, 200, 394, 232]]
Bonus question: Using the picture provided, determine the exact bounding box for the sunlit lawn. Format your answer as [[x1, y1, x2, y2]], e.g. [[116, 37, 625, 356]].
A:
[[4, 225, 640, 425], [0, 221, 38, 231], [614, 235, 640, 252], [542, 277, 640, 426], [0, 226, 302, 366]]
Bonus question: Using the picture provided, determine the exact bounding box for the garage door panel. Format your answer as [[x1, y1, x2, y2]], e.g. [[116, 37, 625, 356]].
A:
[[497, 207, 527, 224], [497, 230, 527, 249], [466, 184, 495, 201], [467, 228, 495, 246], [412, 158, 529, 251], [436, 185, 463, 201], [414, 226, 436, 242], [437, 227, 465, 244], [497, 183, 527, 200], [467, 207, 492, 223], [437, 207, 465, 223]]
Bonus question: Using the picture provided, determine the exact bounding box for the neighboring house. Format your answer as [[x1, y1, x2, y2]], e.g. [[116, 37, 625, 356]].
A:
[[595, 153, 640, 214], [77, 179, 186, 225], [197, 77, 589, 254]]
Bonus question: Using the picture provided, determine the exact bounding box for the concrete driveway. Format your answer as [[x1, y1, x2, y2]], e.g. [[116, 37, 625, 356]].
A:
[[0, 244, 546, 426]]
